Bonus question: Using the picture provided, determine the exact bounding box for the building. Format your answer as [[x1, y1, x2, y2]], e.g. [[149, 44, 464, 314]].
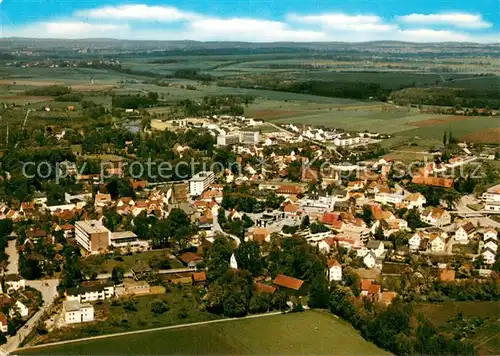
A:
[[63, 300, 94, 324], [189, 171, 215, 197], [10, 300, 29, 318], [178, 252, 203, 268], [3, 274, 26, 293], [430, 235, 446, 252], [483, 248, 497, 264], [217, 133, 240, 146], [66, 281, 115, 303], [485, 201, 500, 212], [403, 193, 427, 210], [420, 207, 451, 227], [273, 274, 305, 294], [239, 131, 260, 145], [439, 269, 455, 281], [408, 232, 423, 251], [363, 252, 377, 269], [327, 259, 342, 282], [366, 240, 385, 257], [454, 222, 475, 245], [110, 231, 150, 252], [0, 312, 8, 333], [75, 220, 110, 253]]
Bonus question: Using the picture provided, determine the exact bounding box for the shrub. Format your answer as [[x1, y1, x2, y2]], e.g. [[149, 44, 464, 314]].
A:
[[151, 300, 169, 315]]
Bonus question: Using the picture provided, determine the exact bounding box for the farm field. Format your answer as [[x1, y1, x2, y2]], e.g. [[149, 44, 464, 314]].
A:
[[18, 310, 388, 355], [416, 301, 500, 355]]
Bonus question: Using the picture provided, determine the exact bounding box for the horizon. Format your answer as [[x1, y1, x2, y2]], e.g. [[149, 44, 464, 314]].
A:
[[0, 0, 498, 43]]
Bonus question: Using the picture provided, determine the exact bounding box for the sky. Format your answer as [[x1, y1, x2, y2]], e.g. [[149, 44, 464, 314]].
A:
[[0, 0, 498, 42]]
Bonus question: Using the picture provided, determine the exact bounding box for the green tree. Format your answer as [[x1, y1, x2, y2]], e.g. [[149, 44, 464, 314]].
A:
[[151, 300, 169, 315], [234, 241, 263, 276], [206, 237, 233, 281], [308, 275, 330, 308]]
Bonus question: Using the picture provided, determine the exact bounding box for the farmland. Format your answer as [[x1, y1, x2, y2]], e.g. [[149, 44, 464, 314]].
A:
[[18, 310, 388, 355], [416, 302, 500, 355]]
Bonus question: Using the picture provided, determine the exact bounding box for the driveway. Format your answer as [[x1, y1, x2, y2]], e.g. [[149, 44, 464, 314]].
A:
[[0, 279, 60, 354], [5, 240, 18, 275]]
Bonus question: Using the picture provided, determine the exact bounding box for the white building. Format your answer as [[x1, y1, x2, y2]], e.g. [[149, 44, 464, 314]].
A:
[[484, 228, 498, 241], [189, 171, 215, 197], [3, 274, 26, 293], [420, 207, 451, 227], [110, 231, 150, 252], [239, 131, 260, 145], [75, 220, 110, 253], [217, 133, 240, 146], [454, 222, 475, 245], [403, 193, 426, 210], [482, 248, 497, 265], [10, 300, 29, 318], [327, 260, 342, 282], [430, 235, 446, 252], [366, 240, 385, 257], [485, 201, 500, 212], [408, 232, 423, 251], [363, 252, 377, 269], [63, 300, 94, 324], [66, 282, 115, 303]]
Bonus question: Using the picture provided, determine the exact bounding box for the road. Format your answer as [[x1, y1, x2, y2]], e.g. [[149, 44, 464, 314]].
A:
[[212, 211, 241, 246], [0, 279, 59, 354], [16, 310, 284, 352], [5, 240, 18, 275], [455, 195, 500, 228]]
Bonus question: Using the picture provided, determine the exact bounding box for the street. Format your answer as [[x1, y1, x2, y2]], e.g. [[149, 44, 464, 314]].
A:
[[5, 240, 18, 275]]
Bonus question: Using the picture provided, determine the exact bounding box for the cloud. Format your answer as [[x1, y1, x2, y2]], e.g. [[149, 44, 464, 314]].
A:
[[1, 21, 129, 38], [186, 18, 328, 42], [75, 4, 200, 22], [397, 13, 491, 29], [288, 13, 396, 32]]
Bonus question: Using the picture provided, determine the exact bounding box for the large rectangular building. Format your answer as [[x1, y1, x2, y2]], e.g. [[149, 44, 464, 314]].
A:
[[217, 133, 240, 146], [75, 220, 110, 253], [240, 131, 260, 145], [189, 171, 215, 197]]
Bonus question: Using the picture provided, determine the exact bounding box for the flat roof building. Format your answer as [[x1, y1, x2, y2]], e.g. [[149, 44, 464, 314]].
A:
[[75, 220, 110, 254], [189, 171, 215, 197]]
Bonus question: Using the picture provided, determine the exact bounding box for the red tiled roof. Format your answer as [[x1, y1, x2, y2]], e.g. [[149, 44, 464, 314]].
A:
[[192, 271, 207, 282], [360, 279, 372, 291], [327, 259, 340, 268], [277, 185, 302, 195], [273, 274, 304, 291], [179, 252, 202, 264], [321, 212, 340, 226], [254, 282, 277, 294], [368, 284, 381, 295], [411, 176, 454, 188]]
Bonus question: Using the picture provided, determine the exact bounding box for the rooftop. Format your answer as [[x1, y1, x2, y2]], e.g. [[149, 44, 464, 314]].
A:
[[75, 220, 109, 234]]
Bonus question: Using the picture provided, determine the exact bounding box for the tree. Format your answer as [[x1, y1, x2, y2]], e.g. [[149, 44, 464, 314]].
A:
[[206, 237, 233, 281], [248, 294, 270, 314], [441, 189, 461, 210], [111, 266, 125, 283], [308, 275, 330, 308], [300, 215, 310, 230], [234, 241, 263, 276], [362, 205, 373, 224], [151, 300, 169, 315], [222, 292, 248, 317]]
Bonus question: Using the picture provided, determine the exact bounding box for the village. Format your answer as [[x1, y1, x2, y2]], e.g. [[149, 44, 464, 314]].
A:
[[0, 111, 498, 353]]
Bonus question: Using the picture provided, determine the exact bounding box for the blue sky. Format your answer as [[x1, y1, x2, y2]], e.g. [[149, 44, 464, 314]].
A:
[[0, 0, 498, 42]]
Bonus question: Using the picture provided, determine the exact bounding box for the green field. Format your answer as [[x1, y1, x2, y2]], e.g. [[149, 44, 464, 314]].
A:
[[416, 301, 500, 355], [18, 311, 388, 355]]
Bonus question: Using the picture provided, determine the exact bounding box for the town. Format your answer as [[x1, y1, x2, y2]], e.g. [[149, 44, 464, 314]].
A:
[[0, 102, 498, 355]]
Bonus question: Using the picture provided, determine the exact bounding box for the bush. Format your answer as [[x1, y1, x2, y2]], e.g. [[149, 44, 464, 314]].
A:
[[151, 300, 169, 315], [123, 299, 137, 312]]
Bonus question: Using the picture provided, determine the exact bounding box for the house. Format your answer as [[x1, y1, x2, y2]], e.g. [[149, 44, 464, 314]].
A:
[[430, 235, 446, 252], [454, 222, 475, 245], [283, 203, 300, 220], [360, 280, 381, 299], [253, 282, 277, 295], [192, 271, 207, 285], [318, 237, 337, 254], [408, 232, 423, 251], [411, 176, 454, 189], [327, 259, 342, 282], [483, 238, 498, 252], [379, 291, 398, 306], [178, 252, 203, 268], [403, 193, 426, 210], [482, 248, 497, 265], [66, 281, 115, 302], [321, 212, 344, 230], [248, 227, 271, 244], [63, 300, 94, 324], [484, 228, 498, 241], [3, 274, 26, 293], [439, 269, 456, 281], [420, 207, 451, 227], [374, 187, 404, 205], [363, 252, 377, 269], [273, 274, 305, 294], [366, 240, 385, 257], [10, 300, 29, 318], [0, 312, 7, 333]]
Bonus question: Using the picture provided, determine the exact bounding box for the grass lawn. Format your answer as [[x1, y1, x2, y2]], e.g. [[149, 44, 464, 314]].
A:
[[81, 249, 184, 275], [416, 301, 500, 355], [28, 286, 219, 346], [19, 310, 388, 355]]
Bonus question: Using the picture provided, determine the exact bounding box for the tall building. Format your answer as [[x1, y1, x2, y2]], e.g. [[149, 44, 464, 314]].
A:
[[75, 220, 110, 253], [189, 171, 215, 196], [217, 133, 240, 146], [240, 131, 260, 144]]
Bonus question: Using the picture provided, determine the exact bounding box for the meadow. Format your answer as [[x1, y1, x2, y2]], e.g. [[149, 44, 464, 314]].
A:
[[416, 301, 500, 355], [18, 310, 388, 355]]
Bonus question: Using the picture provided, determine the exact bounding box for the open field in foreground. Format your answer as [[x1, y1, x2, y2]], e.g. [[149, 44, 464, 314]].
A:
[[416, 301, 500, 355], [18, 310, 388, 355]]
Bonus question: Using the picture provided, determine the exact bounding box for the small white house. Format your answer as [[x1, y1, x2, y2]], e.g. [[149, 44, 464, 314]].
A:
[[366, 240, 385, 257], [408, 232, 423, 251], [484, 228, 498, 241], [327, 260, 342, 282], [483, 239, 498, 252], [482, 248, 497, 265], [430, 235, 446, 252], [3, 275, 26, 293], [420, 207, 451, 227], [10, 300, 29, 318], [63, 300, 94, 324], [454, 222, 475, 245], [403, 193, 427, 211], [363, 252, 377, 269], [66, 282, 115, 303]]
